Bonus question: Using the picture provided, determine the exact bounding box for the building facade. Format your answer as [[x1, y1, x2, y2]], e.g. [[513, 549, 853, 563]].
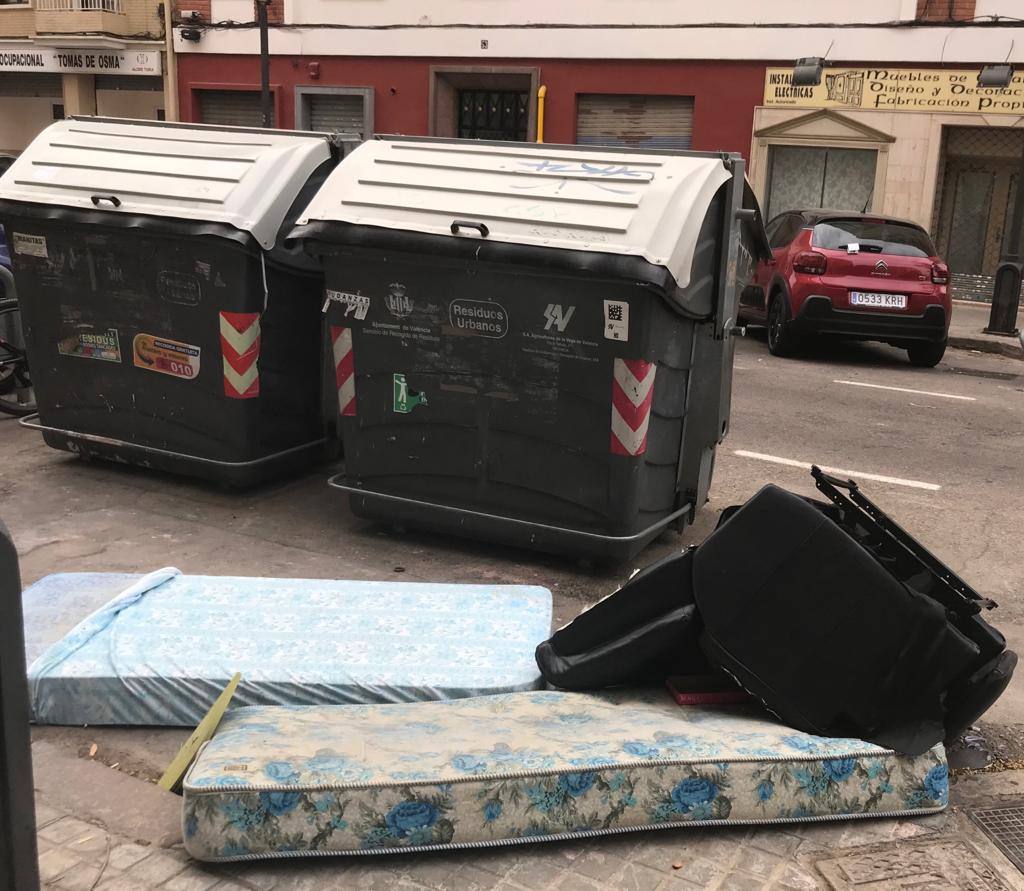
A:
[[167, 0, 1024, 300], [0, 0, 165, 157], [4, 0, 1020, 301]]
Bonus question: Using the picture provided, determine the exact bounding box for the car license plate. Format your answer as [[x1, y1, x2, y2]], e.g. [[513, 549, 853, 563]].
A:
[[849, 291, 907, 309]]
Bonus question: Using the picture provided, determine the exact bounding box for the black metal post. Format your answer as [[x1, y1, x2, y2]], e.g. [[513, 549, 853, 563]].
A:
[[0, 518, 39, 891], [987, 140, 1024, 336], [256, 0, 271, 128]]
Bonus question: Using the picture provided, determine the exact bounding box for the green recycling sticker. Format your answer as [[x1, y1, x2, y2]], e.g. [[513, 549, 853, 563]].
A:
[[393, 373, 428, 413]]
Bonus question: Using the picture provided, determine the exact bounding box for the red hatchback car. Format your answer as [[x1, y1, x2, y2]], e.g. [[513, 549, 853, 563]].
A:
[[740, 210, 951, 367]]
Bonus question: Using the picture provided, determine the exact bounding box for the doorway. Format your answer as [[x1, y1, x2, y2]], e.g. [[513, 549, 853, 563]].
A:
[[933, 126, 1024, 301], [429, 67, 538, 142]]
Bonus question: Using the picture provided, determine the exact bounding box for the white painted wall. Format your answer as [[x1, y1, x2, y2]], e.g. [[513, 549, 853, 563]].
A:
[[96, 89, 164, 119], [0, 97, 58, 154], [176, 23, 1024, 64], [974, 1, 1024, 18], [282, 0, 914, 27]]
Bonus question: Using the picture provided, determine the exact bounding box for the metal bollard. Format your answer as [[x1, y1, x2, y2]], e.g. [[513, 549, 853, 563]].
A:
[[986, 261, 1023, 336], [0, 519, 39, 891]]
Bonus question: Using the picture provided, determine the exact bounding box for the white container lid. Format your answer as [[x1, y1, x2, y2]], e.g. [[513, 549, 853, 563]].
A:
[[0, 117, 333, 250], [296, 137, 732, 288]]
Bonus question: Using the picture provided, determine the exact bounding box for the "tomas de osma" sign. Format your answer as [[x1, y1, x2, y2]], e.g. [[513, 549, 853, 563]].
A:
[[0, 44, 161, 76], [764, 67, 1024, 115]]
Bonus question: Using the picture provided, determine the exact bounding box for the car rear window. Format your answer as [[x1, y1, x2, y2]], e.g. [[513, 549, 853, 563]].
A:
[[812, 219, 936, 258]]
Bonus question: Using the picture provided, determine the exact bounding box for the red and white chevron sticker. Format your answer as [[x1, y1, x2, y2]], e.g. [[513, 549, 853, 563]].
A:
[[330, 326, 356, 417], [610, 358, 656, 456], [219, 311, 261, 399]]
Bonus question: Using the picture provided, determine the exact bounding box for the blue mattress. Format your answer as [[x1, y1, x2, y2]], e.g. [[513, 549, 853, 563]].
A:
[[24, 569, 552, 727], [183, 690, 948, 861]]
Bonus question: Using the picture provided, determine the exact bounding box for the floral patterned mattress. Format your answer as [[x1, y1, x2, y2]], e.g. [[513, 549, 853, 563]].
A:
[[182, 689, 948, 862], [25, 569, 552, 726]]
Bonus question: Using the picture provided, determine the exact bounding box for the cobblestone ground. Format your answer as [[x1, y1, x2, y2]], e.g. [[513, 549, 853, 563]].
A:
[[34, 796, 1024, 891]]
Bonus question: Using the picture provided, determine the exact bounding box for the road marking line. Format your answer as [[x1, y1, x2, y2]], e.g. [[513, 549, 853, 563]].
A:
[[733, 450, 942, 491], [832, 379, 976, 401]]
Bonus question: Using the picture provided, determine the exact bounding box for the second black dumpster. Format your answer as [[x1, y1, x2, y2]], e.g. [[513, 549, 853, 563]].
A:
[[294, 136, 768, 559], [0, 117, 339, 485]]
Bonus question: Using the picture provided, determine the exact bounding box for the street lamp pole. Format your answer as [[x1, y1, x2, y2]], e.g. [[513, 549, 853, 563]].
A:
[[256, 0, 271, 129]]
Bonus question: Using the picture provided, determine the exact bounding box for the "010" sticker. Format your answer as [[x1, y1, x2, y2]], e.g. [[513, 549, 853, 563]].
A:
[[133, 334, 201, 380]]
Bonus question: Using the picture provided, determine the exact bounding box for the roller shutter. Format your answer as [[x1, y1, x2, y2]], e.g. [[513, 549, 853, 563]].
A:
[[197, 90, 273, 127], [0, 73, 62, 97], [308, 93, 366, 138], [576, 94, 694, 151], [95, 75, 163, 91]]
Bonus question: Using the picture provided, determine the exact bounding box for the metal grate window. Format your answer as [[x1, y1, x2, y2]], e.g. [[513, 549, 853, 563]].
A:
[[458, 90, 528, 142], [971, 804, 1024, 875]]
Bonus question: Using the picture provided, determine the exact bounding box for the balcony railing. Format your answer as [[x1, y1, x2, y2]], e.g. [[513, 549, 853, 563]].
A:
[[35, 0, 124, 13]]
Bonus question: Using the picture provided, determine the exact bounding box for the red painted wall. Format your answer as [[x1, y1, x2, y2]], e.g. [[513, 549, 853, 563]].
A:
[[177, 55, 766, 157]]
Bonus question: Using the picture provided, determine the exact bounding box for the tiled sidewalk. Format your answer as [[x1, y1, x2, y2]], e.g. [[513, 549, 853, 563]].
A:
[[34, 794, 1024, 891]]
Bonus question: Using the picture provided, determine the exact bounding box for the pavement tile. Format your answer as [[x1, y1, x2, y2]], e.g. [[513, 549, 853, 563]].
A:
[[56, 863, 119, 891], [509, 855, 567, 889], [453, 863, 517, 890], [630, 840, 691, 873], [771, 864, 823, 891], [65, 827, 113, 860], [400, 857, 465, 889], [669, 857, 725, 887], [834, 820, 899, 849], [36, 803, 66, 827], [733, 848, 782, 880], [691, 835, 744, 865], [609, 861, 668, 891], [745, 832, 803, 859], [570, 848, 627, 881], [95, 874, 154, 891], [162, 868, 224, 891], [107, 844, 156, 871], [715, 873, 771, 891], [41, 817, 103, 845], [224, 861, 283, 890], [121, 851, 188, 885], [553, 873, 603, 891], [38, 846, 84, 883], [469, 849, 523, 878]]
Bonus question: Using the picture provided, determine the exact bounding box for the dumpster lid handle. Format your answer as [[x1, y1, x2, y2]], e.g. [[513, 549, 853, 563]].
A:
[[90, 195, 122, 208], [450, 219, 489, 238]]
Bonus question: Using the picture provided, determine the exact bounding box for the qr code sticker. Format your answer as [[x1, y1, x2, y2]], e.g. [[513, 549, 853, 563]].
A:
[[603, 300, 629, 341]]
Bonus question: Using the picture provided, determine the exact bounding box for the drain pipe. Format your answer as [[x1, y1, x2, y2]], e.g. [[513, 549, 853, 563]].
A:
[[536, 84, 547, 143], [162, 0, 179, 121]]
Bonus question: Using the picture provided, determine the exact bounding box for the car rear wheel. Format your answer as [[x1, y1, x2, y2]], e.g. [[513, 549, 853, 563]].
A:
[[907, 339, 947, 368], [767, 294, 801, 357]]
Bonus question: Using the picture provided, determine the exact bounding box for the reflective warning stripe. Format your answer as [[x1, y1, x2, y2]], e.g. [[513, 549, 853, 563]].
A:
[[219, 311, 261, 399], [331, 326, 356, 417], [610, 358, 656, 456]]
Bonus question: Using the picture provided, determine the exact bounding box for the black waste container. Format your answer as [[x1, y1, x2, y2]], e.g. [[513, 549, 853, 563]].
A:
[[0, 117, 339, 485], [294, 136, 768, 559]]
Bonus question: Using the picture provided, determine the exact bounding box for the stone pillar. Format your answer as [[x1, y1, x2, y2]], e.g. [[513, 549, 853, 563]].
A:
[[62, 73, 97, 116]]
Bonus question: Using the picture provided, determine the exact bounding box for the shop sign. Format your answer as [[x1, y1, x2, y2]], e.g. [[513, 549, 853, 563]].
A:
[[764, 67, 1024, 115], [0, 43, 161, 75]]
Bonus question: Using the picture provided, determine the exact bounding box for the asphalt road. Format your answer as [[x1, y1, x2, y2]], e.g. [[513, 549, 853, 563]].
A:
[[3, 332, 1022, 778]]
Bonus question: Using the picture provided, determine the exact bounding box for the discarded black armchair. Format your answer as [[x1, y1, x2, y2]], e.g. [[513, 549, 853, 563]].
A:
[[536, 468, 1017, 756]]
